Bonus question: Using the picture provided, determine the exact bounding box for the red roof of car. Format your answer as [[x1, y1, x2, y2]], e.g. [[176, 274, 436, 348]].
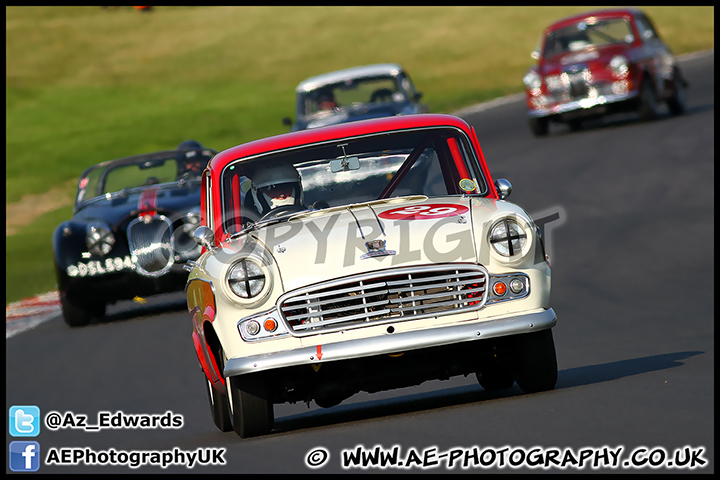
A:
[[545, 8, 640, 32], [209, 114, 477, 171]]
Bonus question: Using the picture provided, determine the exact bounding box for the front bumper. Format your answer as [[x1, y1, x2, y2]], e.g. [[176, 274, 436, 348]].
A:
[[60, 267, 189, 304], [224, 307, 556, 377], [528, 91, 638, 118]]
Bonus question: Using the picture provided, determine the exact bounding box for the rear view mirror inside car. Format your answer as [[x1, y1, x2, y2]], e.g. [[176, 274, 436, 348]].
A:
[[330, 156, 360, 172]]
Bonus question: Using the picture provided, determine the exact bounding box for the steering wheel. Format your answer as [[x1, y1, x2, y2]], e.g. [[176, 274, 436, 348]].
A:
[[311, 200, 329, 210], [370, 88, 394, 103], [259, 204, 306, 221]]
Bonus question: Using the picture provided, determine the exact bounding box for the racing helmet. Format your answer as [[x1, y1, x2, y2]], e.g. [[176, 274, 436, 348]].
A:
[[176, 139, 205, 150], [251, 163, 304, 214]]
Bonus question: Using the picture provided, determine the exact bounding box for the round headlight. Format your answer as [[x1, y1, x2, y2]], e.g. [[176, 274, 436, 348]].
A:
[[489, 218, 527, 257], [227, 258, 266, 299], [523, 70, 542, 90], [182, 208, 202, 235], [86, 224, 115, 256], [610, 55, 629, 76]]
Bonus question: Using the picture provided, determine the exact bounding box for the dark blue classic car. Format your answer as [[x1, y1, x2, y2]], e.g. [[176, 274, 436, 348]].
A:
[[282, 63, 428, 131], [52, 141, 217, 327]]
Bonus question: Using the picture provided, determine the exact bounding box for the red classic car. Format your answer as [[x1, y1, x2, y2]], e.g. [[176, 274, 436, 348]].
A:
[[523, 8, 687, 136]]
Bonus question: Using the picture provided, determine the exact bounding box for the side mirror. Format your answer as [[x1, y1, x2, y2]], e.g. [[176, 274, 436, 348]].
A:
[[414, 92, 423, 102], [494, 178, 512, 200], [193, 226, 215, 248], [282, 117, 292, 127]]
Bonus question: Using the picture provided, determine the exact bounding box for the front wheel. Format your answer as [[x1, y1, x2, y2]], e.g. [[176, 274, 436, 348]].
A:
[[638, 81, 660, 121], [476, 363, 515, 391], [529, 117, 549, 137], [204, 377, 232, 432], [568, 119, 583, 132], [227, 375, 274, 438], [511, 329, 558, 394], [667, 69, 687, 116]]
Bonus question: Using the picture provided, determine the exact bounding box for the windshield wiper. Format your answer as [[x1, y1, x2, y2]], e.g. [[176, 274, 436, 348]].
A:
[[228, 208, 312, 241]]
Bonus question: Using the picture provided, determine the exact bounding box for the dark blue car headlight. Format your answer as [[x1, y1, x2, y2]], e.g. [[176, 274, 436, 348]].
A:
[[85, 223, 115, 256], [182, 208, 201, 235]]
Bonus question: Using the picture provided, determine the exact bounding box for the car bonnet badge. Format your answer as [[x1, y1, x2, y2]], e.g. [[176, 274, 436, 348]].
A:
[[360, 239, 396, 260]]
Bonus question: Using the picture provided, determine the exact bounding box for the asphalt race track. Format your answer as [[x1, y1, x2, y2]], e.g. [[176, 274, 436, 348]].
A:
[[6, 51, 713, 474]]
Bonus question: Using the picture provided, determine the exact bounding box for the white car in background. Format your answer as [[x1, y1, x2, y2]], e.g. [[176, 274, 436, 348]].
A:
[[283, 63, 428, 131]]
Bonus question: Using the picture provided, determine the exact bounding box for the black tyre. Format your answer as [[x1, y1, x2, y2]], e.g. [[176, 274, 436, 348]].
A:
[[204, 377, 232, 432], [227, 374, 273, 438], [476, 363, 515, 391], [568, 119, 583, 132], [529, 117, 549, 137], [315, 391, 349, 409], [667, 69, 687, 116], [638, 80, 659, 121], [475, 342, 515, 391], [511, 328, 558, 394], [60, 293, 104, 327]]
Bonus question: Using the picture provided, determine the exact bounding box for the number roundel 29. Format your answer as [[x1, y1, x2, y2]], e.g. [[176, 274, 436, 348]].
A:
[[378, 204, 469, 220]]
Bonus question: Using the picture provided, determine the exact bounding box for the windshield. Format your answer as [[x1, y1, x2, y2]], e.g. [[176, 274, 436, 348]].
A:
[[300, 75, 406, 117], [543, 18, 634, 58], [220, 127, 488, 235], [75, 149, 214, 206]]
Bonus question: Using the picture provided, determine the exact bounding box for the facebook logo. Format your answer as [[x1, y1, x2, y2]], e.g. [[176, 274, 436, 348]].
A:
[[9, 441, 41, 472], [9, 405, 40, 437]]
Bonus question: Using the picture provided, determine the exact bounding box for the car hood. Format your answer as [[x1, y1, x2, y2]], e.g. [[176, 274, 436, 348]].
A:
[[539, 44, 630, 75], [73, 185, 200, 229], [247, 196, 498, 292]]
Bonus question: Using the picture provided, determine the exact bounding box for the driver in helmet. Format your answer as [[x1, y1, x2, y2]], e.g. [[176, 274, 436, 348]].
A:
[[316, 88, 338, 111], [250, 163, 305, 217]]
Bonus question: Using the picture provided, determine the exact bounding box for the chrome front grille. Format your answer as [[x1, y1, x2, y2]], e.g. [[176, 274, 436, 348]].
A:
[[563, 64, 590, 100], [567, 73, 589, 99], [127, 214, 174, 277], [278, 264, 489, 336], [545, 64, 591, 102]]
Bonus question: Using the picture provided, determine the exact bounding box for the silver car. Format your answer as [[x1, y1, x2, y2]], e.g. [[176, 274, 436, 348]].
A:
[[283, 63, 428, 131]]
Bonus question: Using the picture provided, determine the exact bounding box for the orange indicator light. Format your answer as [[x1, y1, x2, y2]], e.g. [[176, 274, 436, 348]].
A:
[[493, 282, 507, 296], [264, 318, 277, 332]]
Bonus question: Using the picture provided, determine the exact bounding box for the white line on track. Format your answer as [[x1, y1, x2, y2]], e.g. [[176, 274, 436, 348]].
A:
[[6, 291, 61, 339]]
